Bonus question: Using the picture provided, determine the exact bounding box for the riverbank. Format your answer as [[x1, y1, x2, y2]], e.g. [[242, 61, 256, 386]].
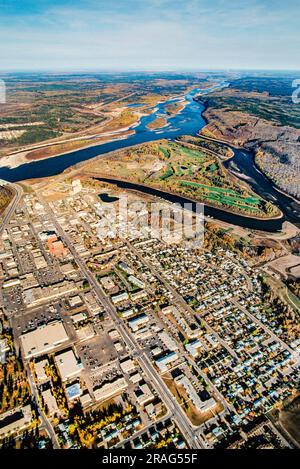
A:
[[199, 131, 300, 208], [199, 86, 300, 202], [1, 129, 139, 169], [254, 152, 300, 205], [77, 135, 281, 220], [85, 172, 282, 221], [0, 81, 298, 232], [0, 84, 217, 171]]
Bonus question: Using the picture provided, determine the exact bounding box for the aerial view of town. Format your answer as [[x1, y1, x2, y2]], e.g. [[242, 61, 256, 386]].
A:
[[0, 0, 299, 461]]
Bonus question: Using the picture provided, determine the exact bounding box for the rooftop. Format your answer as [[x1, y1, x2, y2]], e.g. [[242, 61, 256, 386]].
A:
[[20, 321, 69, 359]]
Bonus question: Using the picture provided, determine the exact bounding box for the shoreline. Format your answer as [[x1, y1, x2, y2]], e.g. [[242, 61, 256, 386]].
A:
[[0, 84, 216, 170], [254, 156, 300, 205], [0, 127, 137, 169], [83, 172, 283, 222], [198, 99, 300, 206], [0, 81, 296, 232], [0, 94, 182, 170], [175, 137, 282, 219]]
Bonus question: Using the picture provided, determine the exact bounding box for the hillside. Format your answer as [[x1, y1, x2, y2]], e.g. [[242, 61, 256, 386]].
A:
[[200, 76, 300, 200]]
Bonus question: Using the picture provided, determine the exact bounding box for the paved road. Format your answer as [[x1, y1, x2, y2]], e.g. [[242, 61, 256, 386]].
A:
[[0, 180, 23, 235], [7, 92, 138, 158], [26, 364, 60, 449], [114, 413, 172, 448], [128, 240, 239, 360], [231, 298, 296, 356], [38, 194, 204, 449]]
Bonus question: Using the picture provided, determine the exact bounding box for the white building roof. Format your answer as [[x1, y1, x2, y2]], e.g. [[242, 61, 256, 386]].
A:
[[55, 349, 83, 382], [20, 321, 69, 359], [94, 377, 128, 402]]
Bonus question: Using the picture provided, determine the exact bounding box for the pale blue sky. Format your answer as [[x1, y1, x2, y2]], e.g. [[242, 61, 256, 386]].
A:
[[0, 0, 299, 71]]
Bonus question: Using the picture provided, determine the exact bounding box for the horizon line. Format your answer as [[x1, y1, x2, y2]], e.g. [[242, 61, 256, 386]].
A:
[[1, 67, 300, 74]]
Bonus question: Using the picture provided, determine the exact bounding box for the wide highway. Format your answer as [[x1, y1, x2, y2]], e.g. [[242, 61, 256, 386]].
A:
[[0, 179, 23, 235]]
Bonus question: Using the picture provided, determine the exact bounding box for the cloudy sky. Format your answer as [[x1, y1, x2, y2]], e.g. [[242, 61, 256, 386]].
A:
[[0, 0, 299, 71]]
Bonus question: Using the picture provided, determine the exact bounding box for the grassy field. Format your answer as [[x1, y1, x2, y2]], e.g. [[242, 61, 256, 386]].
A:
[[278, 395, 300, 447], [180, 180, 262, 213], [160, 163, 174, 180], [180, 135, 233, 158], [83, 139, 279, 218]]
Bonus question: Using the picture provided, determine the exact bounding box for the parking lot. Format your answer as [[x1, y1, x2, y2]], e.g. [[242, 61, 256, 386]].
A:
[[76, 333, 121, 386], [11, 302, 62, 337]]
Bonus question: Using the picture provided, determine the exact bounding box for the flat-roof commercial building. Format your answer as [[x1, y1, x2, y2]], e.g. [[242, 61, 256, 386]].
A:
[[68, 295, 83, 308], [100, 276, 116, 291], [120, 358, 136, 374], [34, 359, 49, 382], [161, 305, 178, 316], [55, 349, 83, 382], [0, 405, 32, 439], [134, 382, 154, 406], [131, 290, 148, 301], [121, 309, 135, 319], [185, 339, 202, 357], [175, 375, 217, 413], [47, 235, 66, 258], [158, 331, 179, 351], [155, 351, 178, 373], [20, 321, 69, 359], [60, 263, 76, 275], [71, 312, 87, 323], [22, 281, 77, 307], [94, 377, 128, 402], [2, 278, 20, 289], [129, 372, 142, 384], [111, 292, 129, 304], [80, 391, 92, 407], [83, 291, 103, 316], [128, 313, 149, 332], [41, 389, 60, 417]]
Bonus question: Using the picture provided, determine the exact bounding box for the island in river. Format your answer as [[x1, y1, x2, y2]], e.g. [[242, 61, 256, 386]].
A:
[[79, 138, 280, 219], [146, 117, 168, 130], [1, 72, 300, 233], [0, 71, 214, 167]]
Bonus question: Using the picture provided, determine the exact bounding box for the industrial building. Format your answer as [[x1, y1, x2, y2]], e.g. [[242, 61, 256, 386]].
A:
[[93, 377, 128, 402], [20, 321, 69, 359], [55, 349, 83, 382], [128, 313, 149, 332], [155, 351, 178, 372]]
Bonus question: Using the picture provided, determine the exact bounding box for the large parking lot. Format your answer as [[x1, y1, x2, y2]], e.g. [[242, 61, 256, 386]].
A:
[[76, 333, 120, 380], [11, 302, 62, 337], [2, 286, 24, 314]]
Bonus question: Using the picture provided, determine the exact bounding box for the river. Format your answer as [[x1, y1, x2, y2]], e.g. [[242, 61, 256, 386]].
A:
[[0, 81, 299, 232]]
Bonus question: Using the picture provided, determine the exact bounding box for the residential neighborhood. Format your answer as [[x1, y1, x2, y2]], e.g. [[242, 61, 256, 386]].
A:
[[0, 178, 298, 450]]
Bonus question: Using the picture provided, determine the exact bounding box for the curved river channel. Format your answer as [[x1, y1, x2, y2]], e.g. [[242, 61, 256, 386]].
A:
[[0, 82, 299, 232]]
